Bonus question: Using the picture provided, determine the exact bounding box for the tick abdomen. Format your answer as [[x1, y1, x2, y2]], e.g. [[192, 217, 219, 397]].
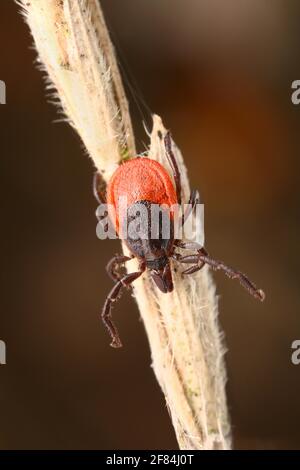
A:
[[107, 157, 177, 235]]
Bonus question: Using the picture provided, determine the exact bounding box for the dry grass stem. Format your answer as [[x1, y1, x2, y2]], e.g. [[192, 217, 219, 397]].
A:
[[18, 0, 231, 449]]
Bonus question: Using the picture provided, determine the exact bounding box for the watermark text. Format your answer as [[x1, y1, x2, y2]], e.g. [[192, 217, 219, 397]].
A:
[[0, 340, 6, 365], [0, 80, 6, 104], [96, 200, 204, 246], [291, 340, 300, 365]]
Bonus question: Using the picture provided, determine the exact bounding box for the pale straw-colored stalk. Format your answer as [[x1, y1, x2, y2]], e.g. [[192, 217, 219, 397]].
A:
[[18, 0, 231, 449]]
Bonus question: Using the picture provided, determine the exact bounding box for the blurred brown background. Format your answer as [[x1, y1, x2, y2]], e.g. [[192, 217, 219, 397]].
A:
[[0, 0, 300, 450]]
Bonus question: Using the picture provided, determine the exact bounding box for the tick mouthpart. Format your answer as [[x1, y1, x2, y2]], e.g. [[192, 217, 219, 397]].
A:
[[146, 256, 168, 271], [151, 265, 174, 294]]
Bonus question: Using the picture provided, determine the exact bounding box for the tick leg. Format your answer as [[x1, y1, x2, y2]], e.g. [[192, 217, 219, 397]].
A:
[[199, 253, 265, 301], [171, 252, 205, 274], [181, 189, 200, 227], [164, 133, 200, 232], [164, 132, 182, 205], [181, 264, 205, 275], [93, 171, 113, 235], [102, 266, 145, 348], [172, 244, 207, 272], [106, 254, 134, 282], [175, 241, 206, 251], [173, 248, 265, 301], [93, 171, 106, 204]]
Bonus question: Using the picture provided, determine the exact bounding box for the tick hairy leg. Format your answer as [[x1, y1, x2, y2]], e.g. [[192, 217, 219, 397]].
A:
[[106, 254, 134, 282], [181, 189, 200, 228], [102, 266, 145, 348], [171, 250, 206, 274], [93, 171, 106, 204], [173, 247, 265, 302], [164, 132, 182, 205], [93, 171, 111, 234], [175, 241, 204, 251]]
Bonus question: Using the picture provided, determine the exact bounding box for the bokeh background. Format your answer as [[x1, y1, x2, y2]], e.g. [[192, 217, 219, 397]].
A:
[[0, 0, 300, 449]]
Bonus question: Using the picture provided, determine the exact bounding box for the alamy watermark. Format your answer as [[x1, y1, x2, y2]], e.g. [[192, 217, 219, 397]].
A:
[[0, 80, 6, 104], [291, 340, 300, 365], [96, 200, 205, 246], [291, 80, 300, 105], [0, 340, 6, 365]]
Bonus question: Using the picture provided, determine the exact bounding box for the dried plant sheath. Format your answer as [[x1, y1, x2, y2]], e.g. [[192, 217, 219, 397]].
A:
[[18, 0, 135, 177], [18, 0, 231, 450]]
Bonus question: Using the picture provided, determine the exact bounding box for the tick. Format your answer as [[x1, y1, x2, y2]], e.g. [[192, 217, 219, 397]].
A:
[[94, 132, 265, 348]]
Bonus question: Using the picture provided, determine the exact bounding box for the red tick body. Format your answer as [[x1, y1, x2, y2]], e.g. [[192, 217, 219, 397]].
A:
[[107, 157, 177, 235], [94, 132, 265, 348]]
